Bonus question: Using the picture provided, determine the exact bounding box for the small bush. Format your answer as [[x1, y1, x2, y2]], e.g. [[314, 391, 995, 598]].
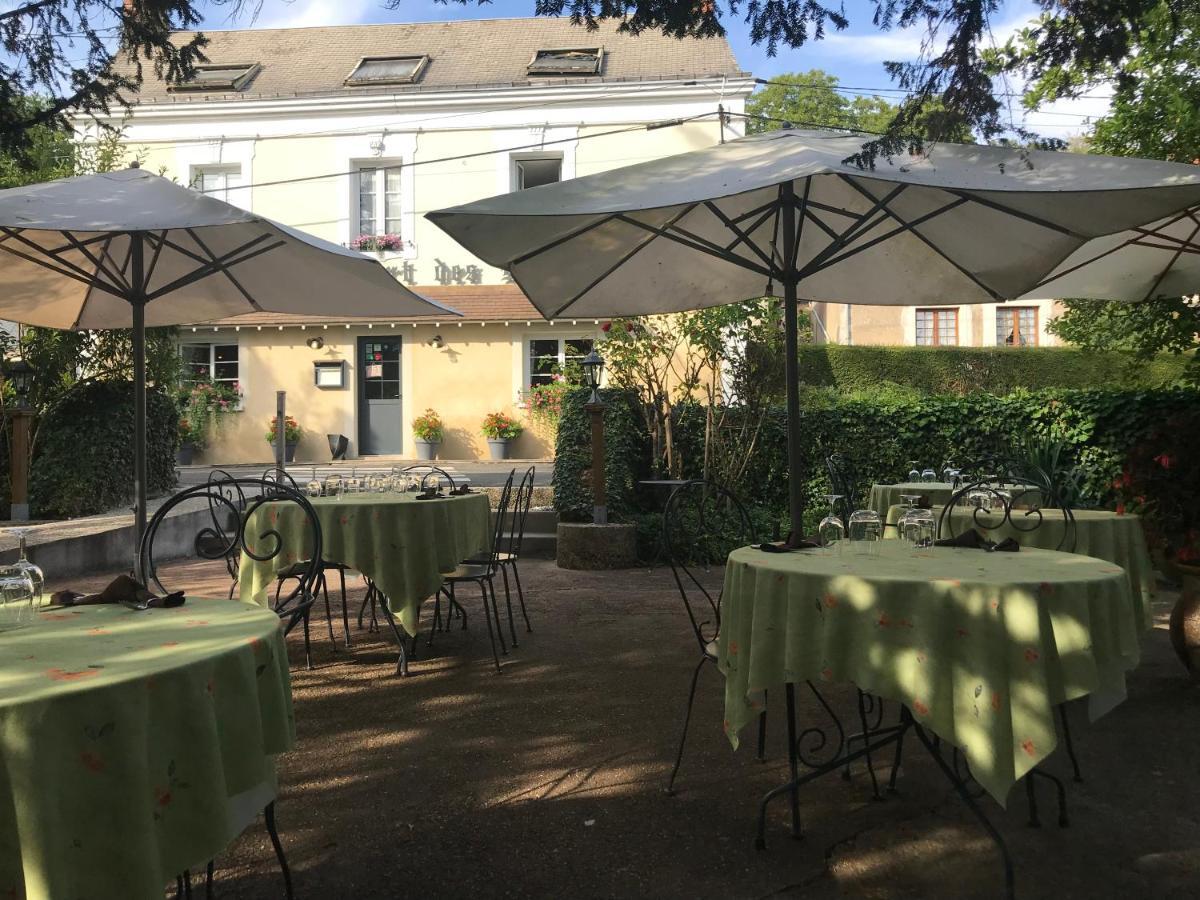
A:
[[30, 381, 178, 518], [553, 387, 649, 523]]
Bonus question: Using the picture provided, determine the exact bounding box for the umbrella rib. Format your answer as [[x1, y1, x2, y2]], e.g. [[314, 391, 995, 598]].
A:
[[731, 197, 786, 226], [1031, 207, 1198, 291], [796, 179, 908, 278], [508, 214, 620, 268], [800, 206, 841, 242], [548, 205, 702, 318], [817, 198, 969, 272], [61, 232, 130, 294], [144, 234, 284, 302], [0, 229, 127, 298], [142, 230, 169, 289], [790, 179, 812, 274], [724, 205, 780, 256], [941, 189, 1084, 238], [1141, 218, 1200, 301], [0, 227, 127, 294], [837, 176, 1003, 299], [185, 228, 266, 311], [703, 202, 779, 272]]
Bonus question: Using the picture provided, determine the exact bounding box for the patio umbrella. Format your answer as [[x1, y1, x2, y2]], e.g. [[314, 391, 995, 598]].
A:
[[0, 165, 458, 542], [428, 128, 1200, 540]]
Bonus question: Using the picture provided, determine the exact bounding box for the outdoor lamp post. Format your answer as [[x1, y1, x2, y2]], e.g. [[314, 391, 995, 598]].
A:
[[4, 357, 35, 521], [581, 349, 607, 524]]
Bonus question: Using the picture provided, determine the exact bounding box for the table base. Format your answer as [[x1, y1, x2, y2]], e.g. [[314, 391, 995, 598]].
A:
[[755, 685, 1080, 900]]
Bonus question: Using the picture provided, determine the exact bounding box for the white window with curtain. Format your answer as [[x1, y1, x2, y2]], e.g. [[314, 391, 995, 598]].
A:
[[190, 165, 243, 206], [355, 164, 403, 239]]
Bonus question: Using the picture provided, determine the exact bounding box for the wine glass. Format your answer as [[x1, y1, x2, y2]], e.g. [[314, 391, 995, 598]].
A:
[[900, 507, 936, 549], [921, 467, 938, 484], [907, 461, 921, 482], [848, 509, 882, 556], [306, 467, 323, 498], [323, 475, 344, 499], [8, 528, 44, 609], [819, 494, 846, 553], [345, 468, 361, 494], [0, 564, 35, 632]]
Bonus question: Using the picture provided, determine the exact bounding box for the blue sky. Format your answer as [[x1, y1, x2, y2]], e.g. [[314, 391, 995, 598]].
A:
[[204, 0, 1108, 139]]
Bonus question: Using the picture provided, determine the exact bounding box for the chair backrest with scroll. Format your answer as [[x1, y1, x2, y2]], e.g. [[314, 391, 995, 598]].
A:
[[480, 469, 516, 571], [137, 478, 323, 627], [825, 453, 861, 525], [504, 466, 536, 557], [203, 469, 247, 583], [261, 468, 302, 495], [401, 464, 457, 493], [939, 462, 1077, 553], [662, 480, 755, 655]]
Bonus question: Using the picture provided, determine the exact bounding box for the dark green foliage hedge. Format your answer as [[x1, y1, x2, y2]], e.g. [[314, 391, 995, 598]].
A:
[[30, 381, 178, 518], [553, 387, 650, 523], [795, 345, 1190, 395]]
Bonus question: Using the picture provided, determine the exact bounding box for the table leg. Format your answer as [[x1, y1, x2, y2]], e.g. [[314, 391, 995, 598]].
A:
[[264, 801, 295, 900]]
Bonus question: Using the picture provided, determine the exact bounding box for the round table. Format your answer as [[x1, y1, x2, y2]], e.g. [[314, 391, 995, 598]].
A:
[[238, 491, 492, 636], [883, 505, 1156, 632], [0, 599, 293, 900], [718, 541, 1141, 804], [868, 481, 1042, 515]]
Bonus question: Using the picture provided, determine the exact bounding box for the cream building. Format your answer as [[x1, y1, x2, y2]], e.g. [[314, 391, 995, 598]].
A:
[[87, 18, 752, 463], [811, 299, 1066, 347]]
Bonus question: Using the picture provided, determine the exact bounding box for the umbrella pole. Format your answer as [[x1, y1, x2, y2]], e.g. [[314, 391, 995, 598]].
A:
[[130, 234, 149, 550], [780, 184, 805, 545]]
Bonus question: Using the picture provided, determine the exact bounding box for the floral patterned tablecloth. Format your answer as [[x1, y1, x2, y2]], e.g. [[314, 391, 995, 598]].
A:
[[718, 542, 1141, 805], [0, 599, 292, 900], [238, 492, 492, 636]]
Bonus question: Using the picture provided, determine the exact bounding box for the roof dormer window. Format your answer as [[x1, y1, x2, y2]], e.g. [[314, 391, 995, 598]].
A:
[[169, 63, 260, 92], [345, 55, 429, 86], [526, 48, 603, 76]]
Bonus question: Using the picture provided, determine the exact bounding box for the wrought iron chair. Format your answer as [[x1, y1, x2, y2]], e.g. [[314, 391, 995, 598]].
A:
[[138, 477, 324, 669], [399, 464, 458, 493], [825, 452, 862, 525], [266, 468, 353, 649], [199, 469, 247, 600], [464, 465, 535, 646], [405, 469, 515, 674], [662, 479, 767, 794]]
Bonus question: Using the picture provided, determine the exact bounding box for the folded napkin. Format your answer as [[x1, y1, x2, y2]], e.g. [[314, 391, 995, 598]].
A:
[[757, 533, 821, 552], [933, 530, 1020, 552], [917, 496, 933, 509], [50, 574, 185, 610]]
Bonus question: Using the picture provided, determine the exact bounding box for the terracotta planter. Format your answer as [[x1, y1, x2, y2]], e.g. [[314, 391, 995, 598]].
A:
[[1169, 563, 1200, 679]]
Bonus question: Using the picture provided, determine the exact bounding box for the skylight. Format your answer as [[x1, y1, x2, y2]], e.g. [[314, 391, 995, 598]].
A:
[[346, 56, 429, 86], [169, 63, 260, 92], [526, 48, 603, 76]]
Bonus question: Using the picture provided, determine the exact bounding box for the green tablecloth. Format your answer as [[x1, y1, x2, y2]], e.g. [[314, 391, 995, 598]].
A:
[[868, 482, 1042, 515], [238, 492, 492, 636], [883, 505, 1156, 632], [719, 542, 1141, 805], [0, 599, 293, 900]]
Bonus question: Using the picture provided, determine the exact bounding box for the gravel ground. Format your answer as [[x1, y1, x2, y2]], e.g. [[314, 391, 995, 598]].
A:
[[53, 559, 1200, 899]]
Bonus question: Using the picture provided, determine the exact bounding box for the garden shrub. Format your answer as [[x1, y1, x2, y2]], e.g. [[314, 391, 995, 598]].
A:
[[30, 381, 178, 518], [553, 387, 649, 523], [795, 345, 1190, 395]]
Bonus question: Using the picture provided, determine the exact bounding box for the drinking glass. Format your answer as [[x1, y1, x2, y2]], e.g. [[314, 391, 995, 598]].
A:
[[8, 528, 44, 609], [920, 468, 938, 484], [819, 495, 846, 553], [323, 475, 344, 499], [967, 489, 990, 510], [0, 565, 36, 632], [907, 461, 921, 482], [848, 509, 882, 555], [306, 467, 323, 498], [345, 468, 362, 494], [374, 474, 389, 493], [900, 507, 936, 549]]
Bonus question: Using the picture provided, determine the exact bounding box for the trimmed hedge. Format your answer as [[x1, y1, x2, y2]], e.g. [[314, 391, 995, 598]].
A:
[[553, 387, 649, 523], [31, 381, 178, 518], [796, 345, 1190, 395]]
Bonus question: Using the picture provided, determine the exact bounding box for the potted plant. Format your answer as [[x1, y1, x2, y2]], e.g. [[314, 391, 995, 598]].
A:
[[1113, 411, 1200, 677], [175, 379, 240, 464], [266, 415, 303, 463], [412, 408, 444, 460], [350, 233, 404, 255], [481, 411, 523, 461]]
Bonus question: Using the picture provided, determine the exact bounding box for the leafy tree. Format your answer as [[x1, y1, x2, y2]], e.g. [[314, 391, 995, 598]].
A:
[[746, 69, 972, 141], [1046, 298, 1200, 383]]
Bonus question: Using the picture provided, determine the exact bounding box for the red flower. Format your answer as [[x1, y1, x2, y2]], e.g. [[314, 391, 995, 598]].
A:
[[1155, 453, 1173, 470], [600, 322, 612, 332], [1021, 739, 1036, 757], [912, 700, 929, 717], [625, 322, 634, 332]]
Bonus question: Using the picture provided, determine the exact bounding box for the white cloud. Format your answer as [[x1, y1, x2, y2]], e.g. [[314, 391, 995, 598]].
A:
[[238, 0, 378, 30]]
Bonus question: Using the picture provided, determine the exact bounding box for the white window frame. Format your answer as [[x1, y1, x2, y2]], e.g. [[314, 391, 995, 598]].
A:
[[179, 339, 243, 409], [353, 161, 405, 240], [510, 153, 564, 192], [522, 333, 596, 391], [189, 164, 242, 204]]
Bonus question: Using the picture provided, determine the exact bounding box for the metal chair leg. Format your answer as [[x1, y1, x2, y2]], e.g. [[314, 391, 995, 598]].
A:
[[511, 558, 532, 633], [783, 682, 802, 840], [1059, 703, 1083, 782], [756, 699, 768, 763], [501, 563, 518, 648], [264, 801, 295, 900], [856, 689, 883, 800], [887, 716, 905, 793], [1025, 775, 1041, 827], [665, 656, 708, 795], [338, 566, 351, 647], [205, 861, 213, 900], [320, 573, 337, 648], [376, 593, 411, 676], [427, 592, 441, 648], [477, 580, 502, 673], [302, 610, 312, 670], [486, 578, 508, 655]]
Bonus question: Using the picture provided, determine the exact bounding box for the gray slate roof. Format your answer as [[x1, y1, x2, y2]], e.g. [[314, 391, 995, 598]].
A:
[[120, 18, 746, 103]]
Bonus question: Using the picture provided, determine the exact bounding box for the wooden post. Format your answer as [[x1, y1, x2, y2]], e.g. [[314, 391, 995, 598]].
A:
[[585, 401, 607, 524], [275, 391, 286, 476], [8, 410, 33, 521]]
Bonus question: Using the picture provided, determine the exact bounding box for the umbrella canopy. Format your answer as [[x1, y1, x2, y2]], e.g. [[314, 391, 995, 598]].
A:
[[428, 129, 1200, 539], [0, 166, 458, 545]]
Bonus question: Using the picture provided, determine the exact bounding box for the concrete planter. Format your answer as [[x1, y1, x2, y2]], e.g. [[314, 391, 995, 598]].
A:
[[414, 439, 440, 461], [268, 441, 297, 463], [556, 522, 637, 569], [486, 438, 510, 460], [175, 442, 196, 466]]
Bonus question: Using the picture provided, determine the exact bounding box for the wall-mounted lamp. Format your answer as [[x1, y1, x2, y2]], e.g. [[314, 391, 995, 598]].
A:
[[306, 336, 325, 350], [427, 334, 445, 349]]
